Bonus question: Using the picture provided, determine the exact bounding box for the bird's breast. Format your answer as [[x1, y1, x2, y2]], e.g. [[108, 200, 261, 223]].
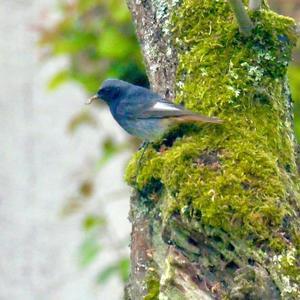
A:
[[114, 115, 165, 140]]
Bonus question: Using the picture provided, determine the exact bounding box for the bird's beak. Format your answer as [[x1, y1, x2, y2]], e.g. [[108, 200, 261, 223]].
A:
[[86, 94, 100, 105]]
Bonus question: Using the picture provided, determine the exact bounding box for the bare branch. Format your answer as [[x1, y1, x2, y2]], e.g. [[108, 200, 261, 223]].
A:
[[249, 0, 262, 11], [228, 0, 254, 36]]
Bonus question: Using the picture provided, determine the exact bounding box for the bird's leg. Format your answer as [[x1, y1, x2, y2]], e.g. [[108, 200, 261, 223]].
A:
[[138, 140, 149, 151], [136, 140, 150, 185], [137, 140, 150, 169]]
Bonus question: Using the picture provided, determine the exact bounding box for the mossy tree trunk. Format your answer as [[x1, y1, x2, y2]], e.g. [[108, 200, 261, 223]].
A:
[[125, 1, 300, 299]]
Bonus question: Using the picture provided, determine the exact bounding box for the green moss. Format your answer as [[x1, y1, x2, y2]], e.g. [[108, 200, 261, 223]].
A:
[[125, 0, 300, 296], [144, 269, 160, 300]]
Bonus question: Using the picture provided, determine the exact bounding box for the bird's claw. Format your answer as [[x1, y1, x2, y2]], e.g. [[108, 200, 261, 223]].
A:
[[138, 140, 150, 150]]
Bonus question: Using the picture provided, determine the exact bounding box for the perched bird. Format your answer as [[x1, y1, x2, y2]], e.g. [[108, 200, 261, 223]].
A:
[[88, 79, 222, 141]]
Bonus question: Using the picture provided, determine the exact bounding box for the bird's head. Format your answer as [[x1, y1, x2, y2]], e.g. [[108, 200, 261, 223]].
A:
[[88, 79, 131, 105]]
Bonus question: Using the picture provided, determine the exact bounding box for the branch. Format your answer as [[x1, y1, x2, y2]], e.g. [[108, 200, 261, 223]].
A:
[[249, 0, 262, 11], [228, 0, 254, 36]]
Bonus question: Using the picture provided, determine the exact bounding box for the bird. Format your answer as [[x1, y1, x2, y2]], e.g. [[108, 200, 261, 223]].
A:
[[88, 79, 222, 141]]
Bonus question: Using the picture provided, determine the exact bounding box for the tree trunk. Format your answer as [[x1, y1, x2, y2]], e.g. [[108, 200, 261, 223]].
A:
[[125, 1, 300, 299]]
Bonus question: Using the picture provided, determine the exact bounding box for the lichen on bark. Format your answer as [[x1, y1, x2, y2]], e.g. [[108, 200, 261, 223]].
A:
[[125, 0, 300, 299]]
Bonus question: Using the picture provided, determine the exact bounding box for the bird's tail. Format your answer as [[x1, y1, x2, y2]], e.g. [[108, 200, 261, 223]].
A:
[[170, 114, 223, 124]]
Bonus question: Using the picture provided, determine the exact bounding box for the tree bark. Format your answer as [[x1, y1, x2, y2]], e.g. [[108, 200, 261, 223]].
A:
[[125, 0, 300, 299]]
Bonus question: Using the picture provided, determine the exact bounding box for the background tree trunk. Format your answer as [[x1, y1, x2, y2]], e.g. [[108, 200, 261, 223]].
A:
[[125, 0, 300, 299]]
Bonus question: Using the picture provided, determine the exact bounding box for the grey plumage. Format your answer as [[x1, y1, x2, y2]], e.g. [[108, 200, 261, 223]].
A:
[[92, 79, 222, 140]]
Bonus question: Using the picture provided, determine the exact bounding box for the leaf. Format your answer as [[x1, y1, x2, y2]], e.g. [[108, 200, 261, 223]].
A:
[[79, 180, 94, 198], [96, 138, 128, 169], [67, 111, 98, 133], [118, 258, 130, 283], [288, 65, 300, 142], [79, 237, 102, 268], [97, 27, 134, 59], [83, 214, 106, 231], [60, 196, 83, 216], [48, 70, 69, 90], [96, 257, 130, 285], [109, 0, 131, 23], [96, 264, 119, 284], [53, 31, 96, 55], [288, 65, 300, 106]]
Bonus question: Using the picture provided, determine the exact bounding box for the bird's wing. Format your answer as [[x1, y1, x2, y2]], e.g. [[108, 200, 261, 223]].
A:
[[138, 100, 222, 124], [115, 87, 222, 124], [116, 87, 158, 118]]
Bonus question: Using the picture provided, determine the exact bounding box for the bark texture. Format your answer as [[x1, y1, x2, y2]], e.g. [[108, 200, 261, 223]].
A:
[[125, 1, 300, 299]]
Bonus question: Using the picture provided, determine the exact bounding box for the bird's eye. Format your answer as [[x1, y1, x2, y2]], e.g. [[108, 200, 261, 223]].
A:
[[100, 87, 110, 94]]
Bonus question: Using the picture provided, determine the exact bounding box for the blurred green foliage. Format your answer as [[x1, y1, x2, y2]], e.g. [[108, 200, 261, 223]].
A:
[[269, 0, 300, 140], [97, 257, 130, 285], [288, 64, 300, 139], [38, 0, 145, 292], [38, 0, 148, 93], [79, 212, 130, 287], [79, 214, 106, 268], [67, 110, 98, 133]]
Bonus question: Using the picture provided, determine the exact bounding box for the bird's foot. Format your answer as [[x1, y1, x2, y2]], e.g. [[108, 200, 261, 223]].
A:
[[136, 141, 150, 184], [138, 140, 150, 151]]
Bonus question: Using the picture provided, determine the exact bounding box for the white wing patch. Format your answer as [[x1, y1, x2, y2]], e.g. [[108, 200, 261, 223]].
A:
[[152, 102, 181, 112]]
